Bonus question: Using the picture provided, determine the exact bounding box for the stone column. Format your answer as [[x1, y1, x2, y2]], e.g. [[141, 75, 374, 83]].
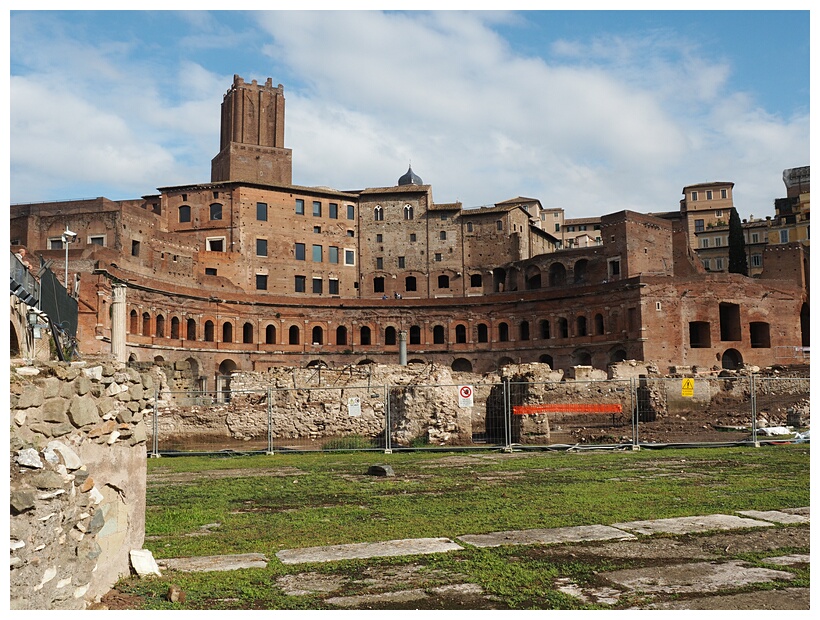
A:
[[399, 330, 407, 366], [111, 284, 127, 363]]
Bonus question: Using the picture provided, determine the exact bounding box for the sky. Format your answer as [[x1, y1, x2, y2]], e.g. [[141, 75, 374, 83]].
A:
[[7, 8, 811, 220]]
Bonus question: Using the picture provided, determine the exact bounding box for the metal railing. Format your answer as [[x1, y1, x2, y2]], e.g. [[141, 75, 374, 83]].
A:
[[146, 375, 809, 456]]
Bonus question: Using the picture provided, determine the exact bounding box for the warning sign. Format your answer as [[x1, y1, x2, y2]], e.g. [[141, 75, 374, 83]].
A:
[[347, 396, 362, 417], [681, 378, 694, 398], [458, 385, 474, 408]]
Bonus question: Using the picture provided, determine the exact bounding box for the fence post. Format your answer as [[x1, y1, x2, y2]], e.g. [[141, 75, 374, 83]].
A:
[[384, 384, 392, 454], [503, 378, 512, 452], [150, 387, 159, 458], [266, 387, 274, 455], [631, 377, 639, 449], [750, 373, 760, 447]]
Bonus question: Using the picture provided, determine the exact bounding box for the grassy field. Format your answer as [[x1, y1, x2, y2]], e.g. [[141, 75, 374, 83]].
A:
[[116, 444, 809, 609]]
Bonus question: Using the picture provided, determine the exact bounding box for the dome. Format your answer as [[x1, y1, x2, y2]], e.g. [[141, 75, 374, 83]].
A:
[[398, 165, 423, 186]]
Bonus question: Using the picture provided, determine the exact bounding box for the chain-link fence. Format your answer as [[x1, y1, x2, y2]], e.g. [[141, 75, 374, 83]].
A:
[[146, 375, 810, 456]]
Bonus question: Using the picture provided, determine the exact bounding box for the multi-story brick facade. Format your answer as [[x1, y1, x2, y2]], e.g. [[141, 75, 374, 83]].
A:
[[10, 75, 809, 385]]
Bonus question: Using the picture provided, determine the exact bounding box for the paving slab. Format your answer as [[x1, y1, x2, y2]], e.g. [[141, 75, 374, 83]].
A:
[[611, 513, 773, 536], [780, 506, 810, 516], [325, 589, 428, 608], [762, 554, 810, 567], [737, 509, 810, 524], [602, 559, 794, 595], [458, 524, 634, 548], [158, 553, 268, 572], [275, 537, 463, 565], [644, 587, 810, 610]]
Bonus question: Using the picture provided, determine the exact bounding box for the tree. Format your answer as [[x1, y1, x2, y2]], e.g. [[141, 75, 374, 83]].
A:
[[728, 207, 748, 275]]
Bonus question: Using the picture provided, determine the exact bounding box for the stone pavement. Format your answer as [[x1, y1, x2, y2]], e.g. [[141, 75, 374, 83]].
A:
[[156, 507, 808, 570]]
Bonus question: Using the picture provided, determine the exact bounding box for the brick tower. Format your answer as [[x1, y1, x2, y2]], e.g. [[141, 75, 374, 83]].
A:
[[210, 75, 293, 186]]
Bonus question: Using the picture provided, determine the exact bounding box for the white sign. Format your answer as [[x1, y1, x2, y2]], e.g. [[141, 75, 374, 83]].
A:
[[458, 385, 474, 408], [347, 396, 362, 417]]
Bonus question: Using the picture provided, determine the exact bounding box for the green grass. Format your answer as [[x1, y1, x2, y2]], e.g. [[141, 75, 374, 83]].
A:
[[118, 444, 809, 609]]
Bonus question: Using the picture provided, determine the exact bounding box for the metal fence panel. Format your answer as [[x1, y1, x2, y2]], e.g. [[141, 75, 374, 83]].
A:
[[635, 377, 753, 445], [508, 379, 634, 447]]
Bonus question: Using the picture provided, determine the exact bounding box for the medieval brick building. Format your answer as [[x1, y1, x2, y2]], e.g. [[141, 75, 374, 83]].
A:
[[10, 75, 809, 387]]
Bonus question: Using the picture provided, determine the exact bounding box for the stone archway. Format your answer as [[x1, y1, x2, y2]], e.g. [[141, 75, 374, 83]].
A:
[[721, 348, 743, 370]]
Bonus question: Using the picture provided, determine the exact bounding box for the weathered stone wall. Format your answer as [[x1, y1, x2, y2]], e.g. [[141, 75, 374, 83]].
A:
[[9, 360, 150, 610]]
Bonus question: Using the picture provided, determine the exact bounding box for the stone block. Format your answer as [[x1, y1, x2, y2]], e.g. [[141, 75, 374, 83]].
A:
[[18, 385, 45, 409], [42, 398, 69, 423], [68, 395, 101, 428]]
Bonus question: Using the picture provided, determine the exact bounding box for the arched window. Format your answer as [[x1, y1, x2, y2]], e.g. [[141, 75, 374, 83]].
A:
[[385, 326, 397, 345], [455, 324, 467, 343], [336, 326, 348, 345], [289, 325, 300, 345], [438, 275, 450, 288], [576, 316, 587, 337], [548, 263, 567, 287], [186, 318, 196, 341], [539, 319, 550, 339], [210, 203, 223, 220], [129, 310, 138, 334], [178, 205, 191, 223], [519, 320, 530, 341], [477, 323, 489, 343], [155, 315, 165, 338], [498, 322, 509, 342], [594, 313, 605, 335], [222, 322, 233, 343], [558, 317, 569, 338], [405, 276, 417, 292], [404, 205, 414, 220], [142, 312, 150, 336], [204, 320, 215, 342], [374, 205, 384, 221], [243, 322, 254, 344], [433, 325, 445, 344], [360, 326, 372, 345], [409, 325, 421, 345], [265, 324, 276, 345], [170, 316, 180, 339], [312, 326, 323, 345]]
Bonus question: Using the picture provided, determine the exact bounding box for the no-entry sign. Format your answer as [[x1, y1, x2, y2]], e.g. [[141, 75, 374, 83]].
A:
[[458, 385, 474, 408]]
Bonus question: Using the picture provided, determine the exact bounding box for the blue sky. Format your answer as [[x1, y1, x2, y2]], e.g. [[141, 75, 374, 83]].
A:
[[7, 8, 811, 220]]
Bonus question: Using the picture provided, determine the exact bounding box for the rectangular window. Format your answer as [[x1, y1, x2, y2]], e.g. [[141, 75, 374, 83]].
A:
[[467, 222, 474, 232], [608, 258, 621, 277], [256, 238, 268, 256], [721, 189, 728, 199], [376, 234, 383, 242], [347, 230, 354, 237], [347, 204, 355, 220], [751, 233, 760, 243], [701, 238, 709, 248], [344, 249, 355, 266], [398, 256, 405, 268], [694, 219, 704, 232], [295, 275, 306, 292], [256, 274, 268, 290], [296, 199, 305, 215], [376, 257, 384, 270], [257, 202, 268, 221], [691, 191, 698, 201], [751, 254, 762, 267], [205, 267, 217, 276], [295, 243, 305, 260], [714, 237, 722, 247], [706, 190, 713, 200], [715, 258, 724, 270], [89, 235, 105, 246], [206, 237, 224, 252], [435, 253, 442, 262], [410, 233, 417, 242], [312, 244, 323, 262], [312, 278, 323, 294], [313, 201, 322, 217], [329, 278, 339, 295], [329, 246, 339, 264], [440, 231, 447, 240], [313, 226, 321, 234], [329, 203, 338, 219], [780, 229, 789, 243], [715, 209, 723, 217], [496, 220, 503, 231]]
